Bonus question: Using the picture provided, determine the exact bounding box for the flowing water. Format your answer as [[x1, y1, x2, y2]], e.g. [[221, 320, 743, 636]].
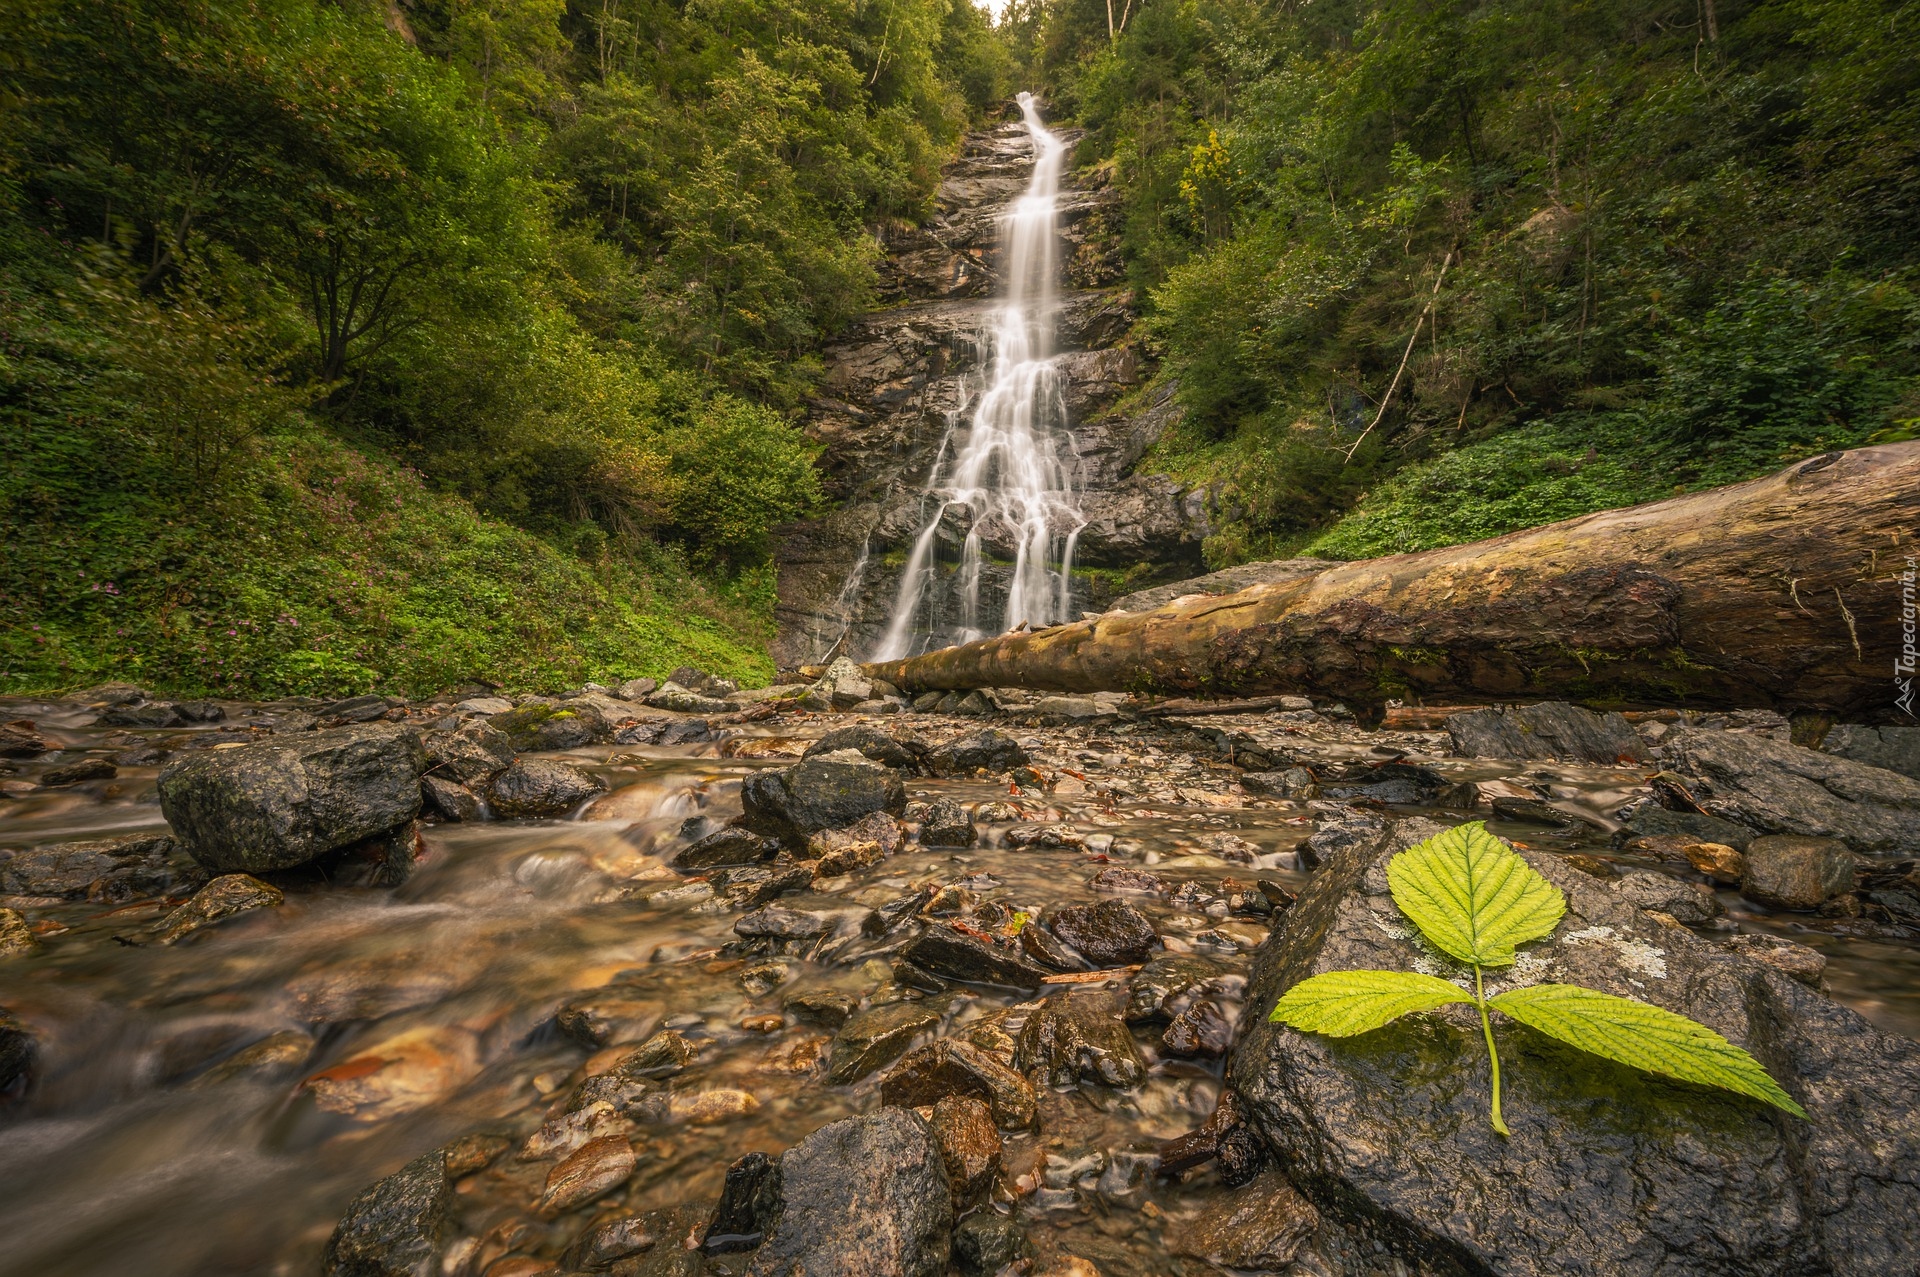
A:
[[872, 94, 1084, 662], [3, 698, 1918, 1277]]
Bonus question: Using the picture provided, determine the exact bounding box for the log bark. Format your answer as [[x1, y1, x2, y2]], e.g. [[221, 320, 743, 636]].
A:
[[865, 443, 1920, 717]]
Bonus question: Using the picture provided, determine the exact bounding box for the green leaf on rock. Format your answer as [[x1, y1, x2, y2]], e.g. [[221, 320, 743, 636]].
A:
[[1269, 969, 1473, 1036], [1387, 822, 1565, 967], [1489, 983, 1809, 1118]]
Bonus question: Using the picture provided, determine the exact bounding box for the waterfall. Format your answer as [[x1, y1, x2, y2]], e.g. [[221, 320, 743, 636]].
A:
[[869, 93, 1083, 662]]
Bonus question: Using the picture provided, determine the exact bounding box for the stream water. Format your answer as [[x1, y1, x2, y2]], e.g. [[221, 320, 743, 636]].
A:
[[2, 697, 1917, 1277], [872, 94, 1084, 662]]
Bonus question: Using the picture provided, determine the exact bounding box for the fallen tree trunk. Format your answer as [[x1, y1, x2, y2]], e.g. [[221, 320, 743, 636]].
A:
[[865, 443, 1920, 716]]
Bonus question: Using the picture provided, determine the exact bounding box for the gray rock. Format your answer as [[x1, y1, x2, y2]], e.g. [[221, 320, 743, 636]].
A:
[[421, 720, 514, 785], [1821, 723, 1920, 781], [802, 725, 922, 770], [617, 677, 660, 702], [1661, 727, 1920, 853], [158, 725, 426, 874], [147, 874, 283, 945], [0, 720, 52, 757], [748, 1107, 952, 1277], [1720, 934, 1829, 987], [704, 1151, 782, 1253], [490, 700, 610, 750], [828, 1002, 941, 1084], [666, 665, 715, 690], [1447, 701, 1647, 764], [1610, 870, 1724, 923], [740, 758, 907, 844], [919, 798, 976, 848], [453, 696, 513, 715], [0, 832, 180, 899], [1741, 835, 1858, 910], [645, 681, 733, 714], [735, 907, 832, 941], [671, 827, 780, 871], [419, 776, 483, 822], [322, 1150, 452, 1277], [1014, 990, 1148, 1089], [807, 656, 874, 710], [1231, 817, 1920, 1277], [1044, 899, 1161, 967], [902, 927, 1047, 990], [487, 759, 604, 818], [1030, 695, 1114, 722], [925, 729, 1028, 777], [72, 682, 149, 706]]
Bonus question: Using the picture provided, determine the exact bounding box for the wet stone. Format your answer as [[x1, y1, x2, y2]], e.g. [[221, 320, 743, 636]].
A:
[[1161, 997, 1233, 1058], [147, 873, 284, 945], [740, 757, 907, 845], [1721, 933, 1829, 986], [0, 1009, 35, 1092], [1741, 834, 1858, 910], [0, 833, 180, 900], [747, 1107, 952, 1277], [1240, 767, 1318, 799], [422, 719, 515, 785], [1169, 1168, 1319, 1272], [556, 992, 663, 1050], [539, 1134, 637, 1216], [828, 1001, 941, 1084], [707, 863, 814, 908], [159, 724, 427, 875], [41, 756, 117, 786], [926, 729, 1029, 777], [492, 701, 609, 750], [488, 758, 605, 818], [878, 1039, 1037, 1129], [1618, 804, 1757, 852], [1089, 865, 1168, 895], [928, 1094, 1001, 1199], [953, 1213, 1033, 1276], [703, 1150, 781, 1253], [1045, 899, 1160, 967], [735, 906, 832, 942], [0, 720, 52, 757], [784, 989, 857, 1029], [919, 797, 978, 847], [441, 1133, 512, 1178], [1013, 991, 1148, 1090], [807, 810, 902, 875], [1446, 701, 1646, 764], [322, 1149, 453, 1277], [670, 826, 779, 871], [803, 724, 922, 770], [1683, 840, 1747, 884], [420, 775, 483, 822], [192, 1031, 314, 1087], [902, 926, 1047, 990]]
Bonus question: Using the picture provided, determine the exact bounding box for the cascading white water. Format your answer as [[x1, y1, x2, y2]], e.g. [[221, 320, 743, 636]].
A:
[[870, 93, 1083, 662]]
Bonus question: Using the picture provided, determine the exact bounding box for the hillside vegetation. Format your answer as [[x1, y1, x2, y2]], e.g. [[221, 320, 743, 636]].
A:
[[1, 0, 1010, 696], [1014, 0, 1919, 563]]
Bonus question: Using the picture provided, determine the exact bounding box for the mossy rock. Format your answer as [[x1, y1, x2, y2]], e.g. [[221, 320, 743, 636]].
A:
[[491, 702, 607, 751]]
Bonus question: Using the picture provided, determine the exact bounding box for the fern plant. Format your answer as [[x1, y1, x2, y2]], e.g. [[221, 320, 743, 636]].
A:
[[1269, 822, 1808, 1134]]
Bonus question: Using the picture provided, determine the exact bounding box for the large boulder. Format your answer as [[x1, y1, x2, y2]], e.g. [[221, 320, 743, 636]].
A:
[[747, 1107, 952, 1277], [421, 720, 515, 785], [1231, 817, 1920, 1277], [1660, 727, 1920, 854], [1740, 835, 1857, 910], [489, 701, 609, 751], [740, 758, 906, 844], [158, 725, 427, 874], [802, 725, 922, 771], [1446, 702, 1646, 764]]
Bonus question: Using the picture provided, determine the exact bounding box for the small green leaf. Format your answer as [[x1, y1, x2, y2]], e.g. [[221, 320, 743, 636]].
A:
[[1387, 822, 1565, 967], [1270, 969, 1473, 1036], [1489, 983, 1809, 1119]]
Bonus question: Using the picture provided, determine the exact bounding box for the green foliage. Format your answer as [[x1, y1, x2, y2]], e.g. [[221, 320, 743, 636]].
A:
[[1384, 822, 1565, 968], [1050, 0, 1920, 561], [1269, 823, 1808, 1135], [1, 0, 1017, 694]]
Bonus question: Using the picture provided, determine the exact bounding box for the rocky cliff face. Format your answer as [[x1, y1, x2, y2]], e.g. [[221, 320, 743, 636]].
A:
[[772, 116, 1210, 668]]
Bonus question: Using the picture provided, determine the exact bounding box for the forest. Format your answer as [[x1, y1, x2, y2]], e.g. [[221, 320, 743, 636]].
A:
[[3, 0, 1916, 694]]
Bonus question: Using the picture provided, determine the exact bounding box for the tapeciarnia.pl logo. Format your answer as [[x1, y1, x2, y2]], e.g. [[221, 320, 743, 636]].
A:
[[1899, 555, 1917, 717]]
